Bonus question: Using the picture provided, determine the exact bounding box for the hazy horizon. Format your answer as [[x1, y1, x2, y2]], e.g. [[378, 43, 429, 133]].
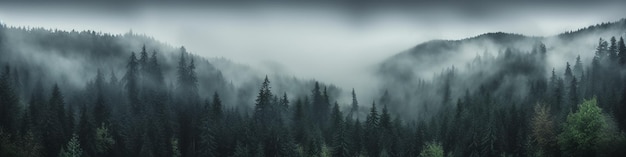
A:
[[1, 1, 625, 93]]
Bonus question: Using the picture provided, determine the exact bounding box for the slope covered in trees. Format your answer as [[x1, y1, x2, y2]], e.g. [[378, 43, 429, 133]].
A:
[[2, 19, 626, 157]]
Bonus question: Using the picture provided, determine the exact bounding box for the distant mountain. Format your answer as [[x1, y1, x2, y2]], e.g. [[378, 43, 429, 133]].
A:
[[379, 18, 626, 82], [0, 24, 339, 108], [376, 18, 626, 119]]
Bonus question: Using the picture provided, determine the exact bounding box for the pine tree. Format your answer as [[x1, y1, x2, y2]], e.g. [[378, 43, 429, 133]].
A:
[[43, 84, 68, 157], [233, 142, 249, 157], [350, 119, 363, 156], [148, 50, 164, 86], [311, 82, 324, 126], [564, 62, 573, 81], [254, 76, 273, 125], [365, 101, 381, 157], [609, 36, 618, 61], [332, 119, 350, 157], [596, 38, 608, 58], [109, 70, 118, 87], [124, 52, 140, 113], [59, 134, 83, 157], [198, 114, 216, 157], [0, 65, 19, 134], [93, 70, 110, 126], [531, 104, 557, 156], [78, 104, 96, 157], [569, 77, 579, 112], [573, 55, 583, 78], [210, 92, 223, 122], [292, 99, 305, 144], [619, 37, 626, 65], [380, 104, 392, 131], [176, 46, 199, 104], [350, 88, 359, 119], [95, 123, 115, 156], [330, 102, 343, 135]]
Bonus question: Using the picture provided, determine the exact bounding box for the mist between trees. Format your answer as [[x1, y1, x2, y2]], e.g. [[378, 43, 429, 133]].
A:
[[2, 20, 626, 157]]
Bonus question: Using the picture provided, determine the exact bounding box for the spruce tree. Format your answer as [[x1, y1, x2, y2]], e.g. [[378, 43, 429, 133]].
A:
[[78, 104, 96, 157], [43, 84, 68, 157], [609, 36, 618, 60], [0, 65, 19, 134], [365, 102, 380, 157], [350, 88, 359, 119], [124, 52, 140, 113], [619, 37, 626, 65]]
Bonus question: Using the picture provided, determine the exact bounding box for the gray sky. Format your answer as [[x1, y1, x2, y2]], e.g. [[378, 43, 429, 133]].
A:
[[1, 1, 625, 91]]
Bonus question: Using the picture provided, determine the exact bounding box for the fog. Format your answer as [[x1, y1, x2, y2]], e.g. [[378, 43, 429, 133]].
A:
[[1, 1, 626, 103]]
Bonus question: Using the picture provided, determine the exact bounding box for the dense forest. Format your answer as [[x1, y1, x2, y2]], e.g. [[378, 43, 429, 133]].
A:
[[2, 19, 626, 157]]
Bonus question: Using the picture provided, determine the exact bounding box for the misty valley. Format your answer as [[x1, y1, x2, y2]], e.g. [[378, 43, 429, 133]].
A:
[[3, 10, 626, 157]]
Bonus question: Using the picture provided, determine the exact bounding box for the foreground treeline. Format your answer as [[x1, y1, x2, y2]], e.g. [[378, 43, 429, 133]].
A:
[[2, 37, 626, 157]]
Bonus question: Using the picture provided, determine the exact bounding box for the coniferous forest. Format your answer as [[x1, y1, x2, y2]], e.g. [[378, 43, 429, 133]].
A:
[[3, 9, 626, 157]]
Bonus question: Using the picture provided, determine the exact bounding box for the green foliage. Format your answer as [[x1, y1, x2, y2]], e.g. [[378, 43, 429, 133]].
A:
[[0, 66, 20, 134], [59, 134, 83, 157], [419, 142, 444, 157], [171, 138, 181, 157], [530, 103, 557, 156], [558, 98, 609, 156], [0, 130, 42, 157], [95, 123, 115, 155], [331, 118, 350, 157]]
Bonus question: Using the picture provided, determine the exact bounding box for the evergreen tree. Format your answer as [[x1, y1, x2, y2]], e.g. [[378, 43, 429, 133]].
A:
[[0, 65, 19, 134], [596, 38, 608, 58], [350, 88, 359, 119], [531, 104, 558, 156], [365, 102, 381, 157], [254, 76, 273, 125], [573, 55, 583, 78], [332, 119, 350, 157], [78, 104, 96, 157], [311, 82, 327, 127], [350, 119, 363, 156], [609, 36, 618, 60], [176, 47, 199, 104], [93, 70, 110, 126], [380, 104, 392, 131], [330, 102, 343, 136], [419, 142, 444, 157], [43, 84, 68, 157], [210, 92, 223, 122], [124, 52, 140, 113], [59, 134, 83, 157], [564, 62, 573, 82], [292, 99, 306, 145], [95, 123, 115, 156], [569, 77, 579, 112], [619, 37, 626, 65], [198, 113, 216, 157]]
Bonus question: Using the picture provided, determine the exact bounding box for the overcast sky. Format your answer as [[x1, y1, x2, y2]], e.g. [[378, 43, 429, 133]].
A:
[[1, 1, 625, 90]]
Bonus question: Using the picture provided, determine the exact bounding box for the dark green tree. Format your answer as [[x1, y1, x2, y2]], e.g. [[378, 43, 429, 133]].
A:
[[619, 37, 626, 65], [123, 52, 140, 113], [365, 102, 381, 157], [332, 118, 350, 157], [0, 65, 19, 134], [210, 92, 223, 122], [609, 36, 618, 60], [254, 76, 273, 125], [42, 84, 68, 157], [78, 104, 96, 157], [569, 77, 579, 112], [349, 88, 359, 119]]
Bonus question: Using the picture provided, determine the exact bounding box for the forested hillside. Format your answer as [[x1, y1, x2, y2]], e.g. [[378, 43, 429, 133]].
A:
[[1, 18, 626, 157]]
